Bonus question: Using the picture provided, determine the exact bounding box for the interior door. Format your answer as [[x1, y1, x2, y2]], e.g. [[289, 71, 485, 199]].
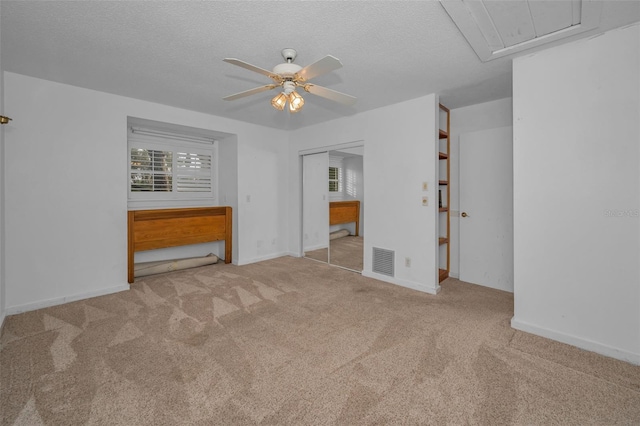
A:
[[302, 152, 329, 262], [459, 126, 513, 292]]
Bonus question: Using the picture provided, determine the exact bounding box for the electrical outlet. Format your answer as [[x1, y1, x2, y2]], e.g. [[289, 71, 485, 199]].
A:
[[405, 257, 411, 267], [422, 196, 428, 206]]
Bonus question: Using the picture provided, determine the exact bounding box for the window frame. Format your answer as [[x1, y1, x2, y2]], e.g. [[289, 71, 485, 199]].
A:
[[328, 156, 344, 197], [328, 166, 341, 193], [128, 126, 217, 209]]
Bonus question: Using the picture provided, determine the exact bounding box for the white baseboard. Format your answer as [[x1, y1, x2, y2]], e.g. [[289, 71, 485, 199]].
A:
[[0, 311, 6, 335], [5, 284, 130, 316], [511, 317, 640, 366], [236, 251, 289, 266], [362, 271, 441, 295], [303, 243, 328, 252]]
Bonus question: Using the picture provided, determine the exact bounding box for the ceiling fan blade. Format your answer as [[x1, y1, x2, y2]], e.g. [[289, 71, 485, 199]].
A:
[[223, 58, 277, 79], [303, 84, 357, 106], [223, 84, 277, 101], [296, 55, 343, 82]]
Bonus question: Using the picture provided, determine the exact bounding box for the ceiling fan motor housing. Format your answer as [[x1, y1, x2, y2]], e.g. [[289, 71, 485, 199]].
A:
[[273, 62, 302, 77]]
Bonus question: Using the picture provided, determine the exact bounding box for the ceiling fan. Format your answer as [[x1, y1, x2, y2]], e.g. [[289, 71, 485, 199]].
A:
[[223, 48, 357, 113]]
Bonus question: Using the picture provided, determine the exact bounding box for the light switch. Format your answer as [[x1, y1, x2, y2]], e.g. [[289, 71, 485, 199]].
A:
[[422, 182, 428, 191], [422, 196, 428, 206]]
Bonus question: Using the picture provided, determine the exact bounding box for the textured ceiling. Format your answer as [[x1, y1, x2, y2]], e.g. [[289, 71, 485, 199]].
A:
[[1, 1, 638, 130]]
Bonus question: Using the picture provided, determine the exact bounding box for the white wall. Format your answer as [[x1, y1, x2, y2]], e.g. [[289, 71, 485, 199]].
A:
[[302, 152, 329, 252], [512, 24, 640, 364], [3, 72, 289, 313], [218, 134, 239, 262], [290, 94, 440, 294], [235, 127, 289, 265], [449, 98, 513, 279], [0, 0, 5, 328]]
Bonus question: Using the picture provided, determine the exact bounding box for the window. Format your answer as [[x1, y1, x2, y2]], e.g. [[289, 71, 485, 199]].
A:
[[329, 166, 341, 192], [130, 149, 173, 192], [128, 126, 216, 207], [329, 157, 343, 194], [329, 155, 344, 194]]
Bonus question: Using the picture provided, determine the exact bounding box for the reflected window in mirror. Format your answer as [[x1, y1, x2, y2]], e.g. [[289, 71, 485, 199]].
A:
[[346, 168, 359, 198], [329, 166, 340, 192], [329, 156, 344, 198]]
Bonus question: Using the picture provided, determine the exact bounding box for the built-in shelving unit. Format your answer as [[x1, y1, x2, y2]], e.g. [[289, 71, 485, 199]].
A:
[[438, 103, 450, 282]]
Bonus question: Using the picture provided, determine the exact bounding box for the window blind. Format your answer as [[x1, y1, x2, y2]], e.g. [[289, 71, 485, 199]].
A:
[[128, 125, 216, 204]]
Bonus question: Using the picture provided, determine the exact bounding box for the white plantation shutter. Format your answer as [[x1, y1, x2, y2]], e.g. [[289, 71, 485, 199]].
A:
[[128, 125, 217, 206], [328, 166, 339, 192], [130, 148, 173, 192], [329, 156, 343, 194], [176, 151, 212, 192]]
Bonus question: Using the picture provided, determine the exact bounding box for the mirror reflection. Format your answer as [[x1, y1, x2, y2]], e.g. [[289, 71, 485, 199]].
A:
[[328, 148, 364, 272], [302, 152, 329, 263]]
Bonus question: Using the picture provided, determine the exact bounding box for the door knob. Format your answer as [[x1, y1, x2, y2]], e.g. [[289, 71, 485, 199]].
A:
[[461, 212, 468, 217]]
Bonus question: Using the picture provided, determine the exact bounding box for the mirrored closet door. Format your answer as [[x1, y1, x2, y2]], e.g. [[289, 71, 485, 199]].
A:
[[327, 147, 364, 272]]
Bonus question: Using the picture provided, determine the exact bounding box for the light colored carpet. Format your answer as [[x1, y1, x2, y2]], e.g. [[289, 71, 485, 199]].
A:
[[306, 235, 363, 271], [329, 235, 363, 271], [2, 256, 639, 425], [304, 247, 328, 264]]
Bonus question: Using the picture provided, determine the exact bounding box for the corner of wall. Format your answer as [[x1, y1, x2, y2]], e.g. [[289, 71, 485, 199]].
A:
[[362, 271, 441, 295], [0, 15, 6, 328]]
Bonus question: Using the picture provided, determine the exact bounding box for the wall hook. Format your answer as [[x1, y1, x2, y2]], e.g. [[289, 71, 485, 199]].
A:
[[0, 116, 12, 125]]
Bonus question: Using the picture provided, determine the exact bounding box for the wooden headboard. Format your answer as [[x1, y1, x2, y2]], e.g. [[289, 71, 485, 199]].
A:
[[329, 200, 360, 236], [127, 206, 232, 283]]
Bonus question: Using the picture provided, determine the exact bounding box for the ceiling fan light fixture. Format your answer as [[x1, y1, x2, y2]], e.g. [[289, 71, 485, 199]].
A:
[[271, 92, 287, 111], [223, 49, 356, 111], [288, 91, 304, 113]]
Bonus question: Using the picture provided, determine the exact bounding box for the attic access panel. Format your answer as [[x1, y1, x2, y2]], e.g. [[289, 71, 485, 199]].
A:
[[440, 0, 603, 61]]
